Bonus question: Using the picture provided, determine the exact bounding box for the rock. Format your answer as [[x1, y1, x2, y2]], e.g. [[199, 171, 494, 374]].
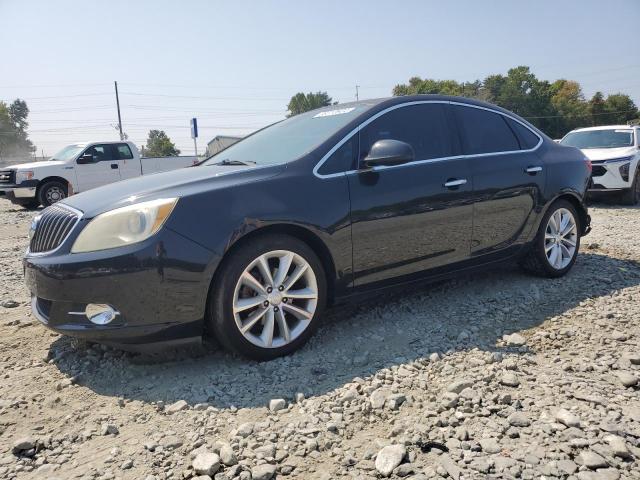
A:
[[429, 352, 440, 362], [447, 379, 474, 394], [340, 387, 358, 403], [386, 393, 406, 410], [440, 392, 459, 409], [395, 463, 415, 477], [12, 436, 35, 453], [370, 389, 388, 409], [251, 463, 276, 480], [479, 437, 501, 454], [577, 450, 608, 469], [507, 411, 530, 427], [161, 435, 183, 449], [165, 399, 189, 414], [219, 443, 238, 465], [503, 333, 526, 346], [101, 423, 119, 436], [237, 423, 253, 437], [603, 434, 631, 459], [192, 452, 220, 476], [616, 372, 638, 388], [439, 454, 462, 480], [121, 459, 133, 470], [555, 408, 581, 428], [269, 398, 286, 412], [556, 459, 578, 475], [500, 372, 520, 387], [375, 444, 406, 477], [0, 299, 19, 308]]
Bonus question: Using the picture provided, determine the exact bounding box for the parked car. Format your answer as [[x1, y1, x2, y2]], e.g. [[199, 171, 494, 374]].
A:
[[560, 125, 640, 205], [24, 95, 592, 359], [0, 141, 198, 208]]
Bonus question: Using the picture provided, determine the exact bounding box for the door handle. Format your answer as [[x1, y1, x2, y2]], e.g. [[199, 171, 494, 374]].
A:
[[525, 166, 542, 174], [444, 178, 467, 188], [111, 163, 118, 169]]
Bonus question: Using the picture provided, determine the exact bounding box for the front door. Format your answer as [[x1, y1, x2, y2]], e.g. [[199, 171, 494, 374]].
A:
[[348, 102, 474, 287], [450, 104, 546, 256], [75, 144, 121, 192]]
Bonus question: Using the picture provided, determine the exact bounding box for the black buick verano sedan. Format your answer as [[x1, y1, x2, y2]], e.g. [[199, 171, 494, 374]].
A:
[[24, 95, 592, 359]]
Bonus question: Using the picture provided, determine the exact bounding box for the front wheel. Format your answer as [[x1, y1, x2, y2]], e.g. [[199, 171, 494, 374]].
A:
[[37, 180, 67, 207], [207, 234, 327, 360], [520, 200, 581, 278], [620, 168, 639, 205]]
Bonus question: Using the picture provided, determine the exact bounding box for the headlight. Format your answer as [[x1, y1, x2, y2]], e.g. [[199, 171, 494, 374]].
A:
[[604, 155, 634, 164], [16, 170, 34, 183], [71, 198, 178, 253]]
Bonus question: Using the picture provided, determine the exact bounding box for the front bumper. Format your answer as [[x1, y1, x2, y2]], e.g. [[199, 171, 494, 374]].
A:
[[23, 227, 215, 346], [589, 160, 634, 191], [0, 186, 37, 202]]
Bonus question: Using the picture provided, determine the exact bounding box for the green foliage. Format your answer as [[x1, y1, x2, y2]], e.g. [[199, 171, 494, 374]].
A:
[[393, 67, 639, 138], [142, 130, 180, 157], [0, 99, 35, 158], [287, 92, 333, 116]]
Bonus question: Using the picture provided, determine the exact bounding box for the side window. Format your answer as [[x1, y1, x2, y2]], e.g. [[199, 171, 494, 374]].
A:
[[83, 144, 114, 162], [359, 104, 454, 163], [318, 137, 356, 175], [505, 117, 540, 150], [115, 143, 133, 160], [453, 105, 520, 155]]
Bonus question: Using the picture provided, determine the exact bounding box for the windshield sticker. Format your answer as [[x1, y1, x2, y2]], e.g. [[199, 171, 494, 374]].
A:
[[313, 107, 356, 118]]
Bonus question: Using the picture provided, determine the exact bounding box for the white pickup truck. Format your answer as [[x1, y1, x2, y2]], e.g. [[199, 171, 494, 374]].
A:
[[0, 141, 198, 208]]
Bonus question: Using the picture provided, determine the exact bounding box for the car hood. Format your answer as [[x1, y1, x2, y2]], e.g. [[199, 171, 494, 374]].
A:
[[580, 147, 637, 162], [5, 160, 67, 170], [62, 163, 286, 218]]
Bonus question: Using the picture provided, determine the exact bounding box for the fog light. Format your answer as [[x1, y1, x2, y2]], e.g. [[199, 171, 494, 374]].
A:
[[619, 162, 630, 182], [85, 304, 119, 325]]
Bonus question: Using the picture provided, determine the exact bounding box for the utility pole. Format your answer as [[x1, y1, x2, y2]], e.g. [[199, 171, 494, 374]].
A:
[[355, 85, 360, 101], [114, 81, 124, 140]]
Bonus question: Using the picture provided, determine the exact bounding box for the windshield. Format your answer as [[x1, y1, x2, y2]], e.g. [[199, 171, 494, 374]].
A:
[[51, 144, 85, 162], [561, 129, 634, 149], [201, 105, 368, 167]]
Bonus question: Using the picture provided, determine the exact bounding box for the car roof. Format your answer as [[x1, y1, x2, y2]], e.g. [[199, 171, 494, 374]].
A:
[[569, 125, 637, 133]]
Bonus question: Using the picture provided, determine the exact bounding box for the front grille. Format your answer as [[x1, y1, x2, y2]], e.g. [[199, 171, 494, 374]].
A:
[[591, 165, 607, 177], [0, 170, 15, 184], [30, 204, 79, 253]]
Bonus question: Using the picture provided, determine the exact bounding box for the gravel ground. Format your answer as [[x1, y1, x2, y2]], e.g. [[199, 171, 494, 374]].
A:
[[0, 199, 639, 480]]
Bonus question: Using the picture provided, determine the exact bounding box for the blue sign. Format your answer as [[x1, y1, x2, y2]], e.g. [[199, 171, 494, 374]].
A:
[[190, 118, 198, 139]]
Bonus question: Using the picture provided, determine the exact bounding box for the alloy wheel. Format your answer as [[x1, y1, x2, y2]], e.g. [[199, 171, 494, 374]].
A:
[[232, 249, 318, 349], [544, 207, 578, 270]]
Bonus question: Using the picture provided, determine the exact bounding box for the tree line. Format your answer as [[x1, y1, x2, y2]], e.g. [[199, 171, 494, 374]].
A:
[[287, 66, 639, 139], [0, 99, 34, 159]]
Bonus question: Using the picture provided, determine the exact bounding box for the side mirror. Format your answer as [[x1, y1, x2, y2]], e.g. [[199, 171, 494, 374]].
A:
[[77, 153, 94, 164], [363, 139, 414, 168]]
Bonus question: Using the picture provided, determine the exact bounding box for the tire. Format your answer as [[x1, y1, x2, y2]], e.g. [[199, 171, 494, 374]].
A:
[[620, 168, 639, 205], [37, 180, 67, 207], [207, 234, 327, 360], [520, 199, 581, 278]]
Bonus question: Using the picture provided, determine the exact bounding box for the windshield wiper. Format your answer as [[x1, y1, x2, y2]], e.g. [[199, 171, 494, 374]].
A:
[[212, 159, 256, 166]]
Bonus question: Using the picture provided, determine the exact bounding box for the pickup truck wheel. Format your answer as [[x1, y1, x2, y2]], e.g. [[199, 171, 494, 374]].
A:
[[207, 234, 327, 360], [520, 200, 581, 278], [37, 181, 67, 207], [620, 168, 639, 205]]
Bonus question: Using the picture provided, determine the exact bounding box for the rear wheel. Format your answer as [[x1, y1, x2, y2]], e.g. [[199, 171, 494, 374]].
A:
[[37, 180, 67, 207], [520, 200, 581, 278], [207, 234, 326, 360], [620, 168, 639, 205]]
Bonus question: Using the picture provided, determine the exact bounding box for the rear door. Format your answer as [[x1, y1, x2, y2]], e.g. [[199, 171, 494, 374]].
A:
[[75, 144, 121, 192], [348, 102, 474, 287], [451, 104, 545, 257], [113, 143, 140, 181]]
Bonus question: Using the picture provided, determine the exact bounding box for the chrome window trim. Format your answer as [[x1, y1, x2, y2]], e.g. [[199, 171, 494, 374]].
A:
[[25, 203, 84, 257], [313, 100, 543, 179]]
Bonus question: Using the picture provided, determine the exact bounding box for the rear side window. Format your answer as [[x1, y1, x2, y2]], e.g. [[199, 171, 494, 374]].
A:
[[359, 103, 454, 162], [115, 143, 133, 160], [318, 137, 356, 175], [505, 117, 540, 150], [453, 105, 520, 155]]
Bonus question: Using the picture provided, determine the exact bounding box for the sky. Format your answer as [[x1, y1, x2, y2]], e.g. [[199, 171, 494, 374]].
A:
[[1, 0, 639, 157]]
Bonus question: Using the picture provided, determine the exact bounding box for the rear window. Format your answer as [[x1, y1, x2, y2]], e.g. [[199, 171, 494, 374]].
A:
[[453, 105, 520, 155], [115, 144, 133, 160], [505, 117, 540, 150]]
